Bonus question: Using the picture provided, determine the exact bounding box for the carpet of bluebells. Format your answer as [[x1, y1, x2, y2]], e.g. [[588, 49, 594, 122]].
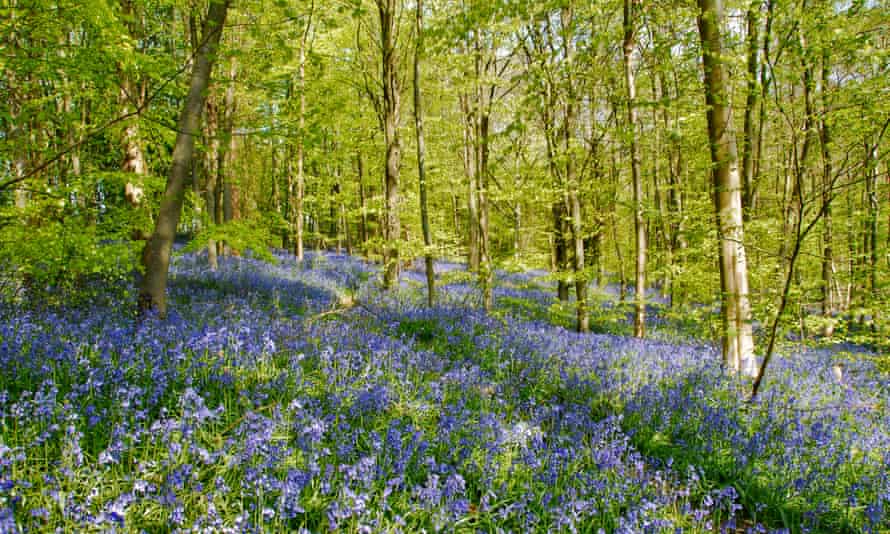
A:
[[0, 251, 888, 533]]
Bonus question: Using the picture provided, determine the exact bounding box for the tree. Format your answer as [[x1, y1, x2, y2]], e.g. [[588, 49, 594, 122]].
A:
[[414, 0, 435, 306], [139, 0, 231, 317], [377, 0, 402, 290], [624, 0, 646, 338], [697, 0, 756, 375]]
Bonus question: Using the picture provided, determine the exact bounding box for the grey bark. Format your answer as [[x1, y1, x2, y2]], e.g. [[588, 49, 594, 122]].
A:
[[624, 0, 646, 338], [819, 49, 833, 335], [697, 0, 757, 375], [414, 0, 435, 307], [138, 0, 230, 317], [741, 0, 761, 217], [378, 0, 402, 289]]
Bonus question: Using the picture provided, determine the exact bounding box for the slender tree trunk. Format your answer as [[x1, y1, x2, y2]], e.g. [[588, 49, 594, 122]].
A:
[[741, 0, 761, 218], [624, 0, 646, 338], [819, 49, 834, 336], [414, 0, 435, 307], [220, 55, 237, 256], [561, 6, 587, 332], [753, 0, 774, 211], [295, 30, 308, 261], [204, 99, 219, 269], [513, 203, 522, 261], [866, 142, 878, 298], [697, 0, 757, 375], [609, 147, 628, 301], [271, 146, 280, 215], [553, 203, 570, 301], [378, 0, 401, 289], [477, 112, 493, 310], [119, 0, 147, 198], [462, 96, 480, 271], [357, 151, 368, 250], [651, 76, 670, 298], [450, 181, 461, 243], [138, 0, 230, 317]]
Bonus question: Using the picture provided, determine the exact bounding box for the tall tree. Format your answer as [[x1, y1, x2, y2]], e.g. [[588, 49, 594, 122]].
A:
[[377, 0, 402, 289], [139, 0, 230, 317], [624, 0, 646, 338], [740, 0, 761, 217], [697, 0, 757, 374], [293, 4, 314, 261], [414, 0, 435, 306]]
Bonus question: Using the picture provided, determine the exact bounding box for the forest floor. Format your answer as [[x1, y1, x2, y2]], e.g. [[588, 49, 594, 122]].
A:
[[0, 250, 887, 532]]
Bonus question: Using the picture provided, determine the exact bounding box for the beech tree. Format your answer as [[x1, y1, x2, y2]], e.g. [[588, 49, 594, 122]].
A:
[[697, 0, 756, 374], [139, 0, 230, 317]]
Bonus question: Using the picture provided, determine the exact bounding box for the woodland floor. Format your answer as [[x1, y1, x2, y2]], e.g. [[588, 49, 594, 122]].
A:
[[0, 250, 887, 533]]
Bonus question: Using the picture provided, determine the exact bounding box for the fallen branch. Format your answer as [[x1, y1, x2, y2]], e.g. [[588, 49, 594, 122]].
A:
[[304, 294, 357, 325]]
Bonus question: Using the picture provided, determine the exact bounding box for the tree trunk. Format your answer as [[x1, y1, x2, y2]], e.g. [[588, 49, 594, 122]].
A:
[[204, 99, 219, 270], [378, 0, 401, 289], [295, 30, 308, 261], [741, 0, 761, 218], [697, 0, 757, 375], [553, 203, 570, 301], [414, 0, 435, 307], [624, 0, 646, 338], [119, 0, 148, 201], [357, 151, 368, 250], [819, 49, 833, 336], [460, 94, 480, 271], [753, 0, 774, 212], [866, 142, 878, 298], [561, 6, 587, 332], [139, 0, 230, 317], [220, 56, 237, 256], [513, 203, 521, 261], [477, 111, 493, 311]]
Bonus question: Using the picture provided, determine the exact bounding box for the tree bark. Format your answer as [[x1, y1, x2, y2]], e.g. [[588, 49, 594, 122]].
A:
[[552, 202, 570, 301], [561, 6, 588, 332], [741, 0, 761, 218], [357, 151, 368, 250], [697, 0, 757, 375], [204, 98, 220, 270], [119, 0, 148, 195], [753, 0, 774, 211], [414, 0, 435, 307], [219, 55, 237, 255], [138, 0, 230, 317], [624, 0, 646, 338], [819, 48, 833, 336], [378, 0, 401, 289], [295, 21, 310, 261], [461, 94, 480, 271]]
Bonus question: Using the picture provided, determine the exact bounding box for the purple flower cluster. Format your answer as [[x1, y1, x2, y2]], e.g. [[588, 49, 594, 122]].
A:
[[0, 251, 885, 532]]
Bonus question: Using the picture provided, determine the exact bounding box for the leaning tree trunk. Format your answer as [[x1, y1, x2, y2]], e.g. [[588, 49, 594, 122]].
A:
[[697, 0, 757, 375], [378, 0, 401, 289], [624, 0, 646, 338], [139, 0, 230, 317], [414, 0, 435, 307]]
